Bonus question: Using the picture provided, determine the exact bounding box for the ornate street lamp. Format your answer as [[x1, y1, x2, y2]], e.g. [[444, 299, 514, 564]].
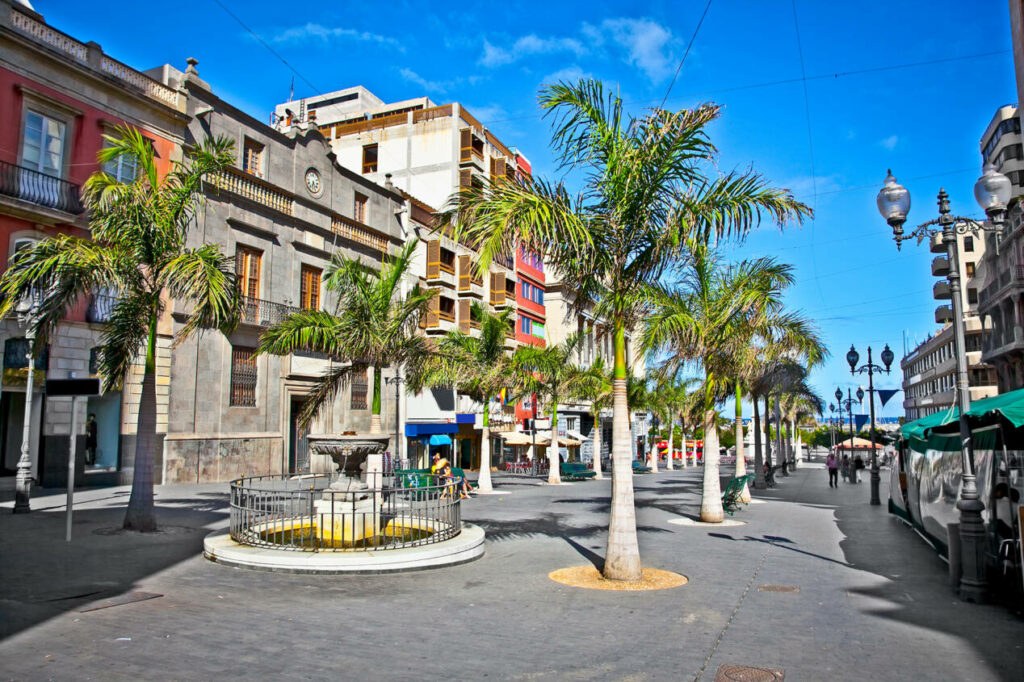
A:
[[876, 167, 1011, 602], [848, 344, 894, 506], [13, 289, 41, 514], [855, 387, 865, 403], [836, 388, 857, 482]]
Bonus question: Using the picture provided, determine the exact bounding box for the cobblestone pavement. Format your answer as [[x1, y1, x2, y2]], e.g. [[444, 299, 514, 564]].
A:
[[1, 464, 1022, 681]]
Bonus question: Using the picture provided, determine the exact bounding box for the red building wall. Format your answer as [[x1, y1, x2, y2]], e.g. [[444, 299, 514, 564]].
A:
[[0, 66, 176, 320]]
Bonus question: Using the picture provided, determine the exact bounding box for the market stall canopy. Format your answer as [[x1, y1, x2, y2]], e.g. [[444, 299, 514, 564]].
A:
[[836, 437, 882, 450], [535, 431, 582, 447], [499, 431, 533, 445], [900, 386, 1024, 440]]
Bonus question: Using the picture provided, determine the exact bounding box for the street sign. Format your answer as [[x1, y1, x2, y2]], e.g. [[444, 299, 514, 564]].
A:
[[45, 378, 101, 397]]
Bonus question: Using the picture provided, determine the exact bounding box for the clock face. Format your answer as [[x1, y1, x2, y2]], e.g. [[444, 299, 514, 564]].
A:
[[305, 168, 321, 194]]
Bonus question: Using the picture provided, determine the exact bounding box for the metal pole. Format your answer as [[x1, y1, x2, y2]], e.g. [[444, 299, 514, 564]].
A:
[[867, 348, 880, 506], [13, 328, 36, 514], [774, 394, 785, 477], [66, 396, 80, 542], [847, 389, 855, 484], [393, 376, 401, 469], [938, 191, 987, 601]]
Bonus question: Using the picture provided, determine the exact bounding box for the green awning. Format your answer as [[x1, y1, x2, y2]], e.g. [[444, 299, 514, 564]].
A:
[[899, 386, 1024, 439]]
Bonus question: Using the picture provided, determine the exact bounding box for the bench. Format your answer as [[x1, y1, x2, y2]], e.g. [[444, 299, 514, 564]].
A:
[[721, 474, 756, 515], [560, 462, 596, 481], [632, 460, 652, 474]]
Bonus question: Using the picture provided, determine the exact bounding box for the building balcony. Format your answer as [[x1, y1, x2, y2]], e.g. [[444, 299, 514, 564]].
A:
[[934, 306, 953, 324], [425, 265, 456, 289], [86, 293, 116, 324], [932, 281, 950, 300], [981, 326, 1024, 363], [931, 257, 950, 277], [0, 160, 84, 217], [238, 296, 299, 328], [209, 167, 293, 216]]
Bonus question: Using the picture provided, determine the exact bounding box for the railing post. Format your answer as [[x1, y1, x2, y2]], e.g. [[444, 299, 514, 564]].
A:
[[85, 40, 103, 69]]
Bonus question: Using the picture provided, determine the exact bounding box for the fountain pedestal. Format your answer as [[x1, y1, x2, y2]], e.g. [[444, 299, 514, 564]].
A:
[[308, 434, 390, 547]]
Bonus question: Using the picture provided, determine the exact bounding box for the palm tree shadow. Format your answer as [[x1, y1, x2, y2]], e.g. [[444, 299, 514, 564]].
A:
[[564, 536, 605, 571], [706, 532, 849, 567]]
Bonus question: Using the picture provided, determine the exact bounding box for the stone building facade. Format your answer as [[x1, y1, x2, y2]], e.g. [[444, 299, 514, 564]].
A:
[[152, 65, 407, 484]]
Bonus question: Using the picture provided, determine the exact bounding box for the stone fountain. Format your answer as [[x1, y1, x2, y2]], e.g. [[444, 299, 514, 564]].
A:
[[308, 432, 391, 546]]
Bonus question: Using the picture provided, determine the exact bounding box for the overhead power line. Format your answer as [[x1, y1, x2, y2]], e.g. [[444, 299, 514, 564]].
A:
[[209, 0, 323, 96], [660, 0, 714, 108]]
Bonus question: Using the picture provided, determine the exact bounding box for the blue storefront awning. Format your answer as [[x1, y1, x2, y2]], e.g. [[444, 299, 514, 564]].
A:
[[427, 434, 452, 447], [405, 422, 459, 437]]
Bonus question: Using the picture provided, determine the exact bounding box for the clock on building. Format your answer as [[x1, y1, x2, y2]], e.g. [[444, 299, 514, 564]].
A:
[[304, 168, 322, 195]]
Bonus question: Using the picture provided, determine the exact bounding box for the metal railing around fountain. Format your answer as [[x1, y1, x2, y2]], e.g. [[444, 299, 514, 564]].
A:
[[228, 473, 462, 551]]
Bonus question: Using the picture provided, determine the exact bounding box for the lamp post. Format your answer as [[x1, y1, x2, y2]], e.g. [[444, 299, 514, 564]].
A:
[[384, 374, 404, 470], [847, 344, 895, 505], [877, 167, 1011, 602], [835, 387, 858, 483], [13, 290, 41, 514]]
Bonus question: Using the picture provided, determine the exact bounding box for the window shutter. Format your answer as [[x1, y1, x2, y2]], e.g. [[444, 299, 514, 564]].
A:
[[459, 169, 472, 189], [460, 129, 472, 162], [458, 254, 471, 291], [426, 240, 441, 279], [492, 271, 505, 305], [458, 299, 471, 333], [494, 158, 506, 182], [427, 289, 440, 328]]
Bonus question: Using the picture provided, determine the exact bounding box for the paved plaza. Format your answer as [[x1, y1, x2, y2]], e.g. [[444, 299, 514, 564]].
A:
[[1, 465, 1022, 681]]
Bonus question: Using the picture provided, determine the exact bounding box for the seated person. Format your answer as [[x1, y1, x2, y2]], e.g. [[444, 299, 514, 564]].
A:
[[430, 453, 450, 475]]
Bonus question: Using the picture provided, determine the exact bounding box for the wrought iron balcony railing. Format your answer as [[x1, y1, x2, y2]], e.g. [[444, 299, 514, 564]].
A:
[[87, 293, 117, 324], [0, 160, 84, 215], [239, 295, 299, 328]]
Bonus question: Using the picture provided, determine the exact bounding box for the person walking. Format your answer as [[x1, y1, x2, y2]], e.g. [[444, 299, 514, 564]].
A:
[[85, 413, 98, 466], [826, 451, 839, 488]]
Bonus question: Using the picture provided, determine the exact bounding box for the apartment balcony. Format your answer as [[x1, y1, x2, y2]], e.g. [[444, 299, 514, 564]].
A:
[[978, 262, 1024, 312], [931, 256, 950, 277], [934, 305, 953, 324], [932, 281, 950, 300], [0, 160, 84, 219], [457, 274, 485, 299], [425, 264, 456, 289], [238, 296, 299, 328], [981, 325, 1024, 364], [929, 232, 945, 254]]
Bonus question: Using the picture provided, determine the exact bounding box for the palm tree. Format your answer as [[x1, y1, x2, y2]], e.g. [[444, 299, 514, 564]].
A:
[[258, 241, 434, 436], [513, 335, 592, 484], [645, 242, 808, 523], [0, 127, 237, 531], [408, 303, 516, 492], [440, 79, 809, 580]]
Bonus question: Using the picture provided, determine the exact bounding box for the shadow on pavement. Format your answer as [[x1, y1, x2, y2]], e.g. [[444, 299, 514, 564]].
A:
[[0, 493, 227, 641]]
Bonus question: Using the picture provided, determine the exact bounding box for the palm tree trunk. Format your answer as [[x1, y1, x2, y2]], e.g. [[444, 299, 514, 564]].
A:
[[649, 415, 659, 474], [369, 367, 383, 434], [764, 394, 772, 468], [123, 318, 158, 532], [591, 409, 603, 479], [477, 402, 493, 492], [774, 395, 785, 476], [700, 406, 724, 523], [734, 383, 749, 503], [753, 394, 765, 489], [548, 399, 561, 484], [665, 420, 674, 470], [788, 418, 796, 469], [603, 323, 641, 581]]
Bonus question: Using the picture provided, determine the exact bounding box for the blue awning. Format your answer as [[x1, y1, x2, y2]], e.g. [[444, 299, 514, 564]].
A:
[[456, 413, 476, 424], [427, 434, 452, 446], [405, 422, 459, 437]]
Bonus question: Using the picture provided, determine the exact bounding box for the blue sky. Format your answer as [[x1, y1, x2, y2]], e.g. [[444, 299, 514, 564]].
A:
[[35, 0, 1018, 420]]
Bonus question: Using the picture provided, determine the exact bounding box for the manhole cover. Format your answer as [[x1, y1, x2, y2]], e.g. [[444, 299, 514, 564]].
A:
[[714, 663, 785, 681], [757, 584, 800, 593]]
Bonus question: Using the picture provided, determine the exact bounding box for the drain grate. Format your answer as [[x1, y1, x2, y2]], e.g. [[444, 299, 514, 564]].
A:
[[714, 663, 785, 681], [757, 584, 800, 593], [79, 591, 163, 613]]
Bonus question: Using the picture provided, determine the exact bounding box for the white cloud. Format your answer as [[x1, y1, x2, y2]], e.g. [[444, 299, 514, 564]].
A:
[[880, 135, 899, 150], [272, 23, 400, 49], [399, 68, 452, 94], [478, 18, 675, 82], [542, 65, 591, 85], [480, 40, 516, 68], [466, 104, 507, 124], [599, 18, 674, 82]]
